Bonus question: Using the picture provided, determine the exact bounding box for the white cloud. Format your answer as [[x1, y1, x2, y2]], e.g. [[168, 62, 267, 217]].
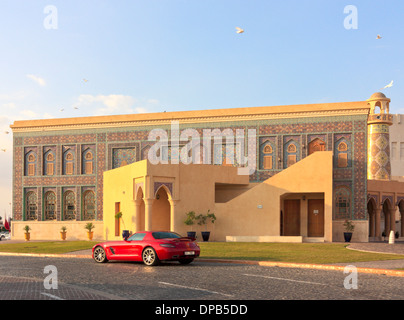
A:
[[9, 109, 54, 121], [26, 74, 46, 87], [19, 109, 39, 119], [73, 94, 159, 116], [135, 107, 148, 113]]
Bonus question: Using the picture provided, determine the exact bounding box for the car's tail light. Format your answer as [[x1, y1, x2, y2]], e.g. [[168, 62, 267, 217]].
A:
[[160, 243, 176, 248]]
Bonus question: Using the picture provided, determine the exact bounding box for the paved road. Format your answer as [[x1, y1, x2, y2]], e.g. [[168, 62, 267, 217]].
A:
[[0, 255, 403, 302]]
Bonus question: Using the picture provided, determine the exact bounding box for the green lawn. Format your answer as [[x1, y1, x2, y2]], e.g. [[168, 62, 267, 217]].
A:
[[198, 242, 404, 264], [0, 241, 98, 254], [1, 241, 404, 265]]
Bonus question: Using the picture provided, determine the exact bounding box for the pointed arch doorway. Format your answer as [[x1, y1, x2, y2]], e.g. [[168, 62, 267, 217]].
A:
[[382, 198, 395, 237], [135, 187, 145, 231], [367, 197, 377, 239], [152, 186, 171, 231]]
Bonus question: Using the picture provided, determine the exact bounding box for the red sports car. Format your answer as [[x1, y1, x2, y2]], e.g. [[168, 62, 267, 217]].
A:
[[92, 231, 200, 266]]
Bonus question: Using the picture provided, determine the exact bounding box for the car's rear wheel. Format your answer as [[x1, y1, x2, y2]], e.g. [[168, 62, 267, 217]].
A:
[[142, 247, 159, 266], [93, 246, 108, 263], [179, 259, 194, 265]]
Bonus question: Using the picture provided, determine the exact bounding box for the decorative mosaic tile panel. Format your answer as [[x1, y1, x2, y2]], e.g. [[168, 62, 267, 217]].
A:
[[112, 148, 137, 169]]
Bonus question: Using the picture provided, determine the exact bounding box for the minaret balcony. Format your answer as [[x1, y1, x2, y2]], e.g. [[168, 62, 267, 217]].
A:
[[367, 113, 393, 125]]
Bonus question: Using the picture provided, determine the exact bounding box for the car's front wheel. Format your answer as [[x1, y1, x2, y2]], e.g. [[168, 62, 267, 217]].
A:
[[93, 246, 108, 263], [142, 247, 159, 266]]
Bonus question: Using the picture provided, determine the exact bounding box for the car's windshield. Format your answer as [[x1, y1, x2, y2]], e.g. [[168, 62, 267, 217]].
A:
[[152, 232, 182, 239]]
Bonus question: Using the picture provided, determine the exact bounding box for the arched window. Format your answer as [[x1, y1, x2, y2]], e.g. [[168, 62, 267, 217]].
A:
[[44, 150, 55, 176], [334, 186, 351, 219], [308, 138, 326, 155], [26, 191, 37, 221], [44, 191, 56, 221], [287, 144, 296, 153], [264, 145, 272, 154], [82, 149, 94, 174], [25, 152, 37, 176], [335, 139, 350, 168], [338, 142, 348, 152], [63, 150, 74, 175], [83, 190, 96, 220], [373, 102, 381, 114], [260, 141, 274, 170], [63, 191, 76, 220], [213, 144, 237, 167], [284, 140, 299, 168]]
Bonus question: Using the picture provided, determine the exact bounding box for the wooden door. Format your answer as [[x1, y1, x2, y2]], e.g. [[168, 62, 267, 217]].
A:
[[283, 200, 300, 236], [115, 202, 121, 236], [308, 199, 324, 237]]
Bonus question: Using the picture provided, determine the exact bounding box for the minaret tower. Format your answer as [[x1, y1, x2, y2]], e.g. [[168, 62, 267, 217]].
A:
[[367, 92, 393, 180]]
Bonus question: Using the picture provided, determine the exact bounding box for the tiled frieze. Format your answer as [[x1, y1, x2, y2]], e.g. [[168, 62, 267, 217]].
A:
[[24, 133, 96, 145], [259, 121, 353, 135]]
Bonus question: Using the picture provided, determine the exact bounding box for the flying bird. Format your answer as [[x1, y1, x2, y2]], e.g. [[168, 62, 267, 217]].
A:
[[381, 80, 393, 90], [4, 131, 9, 134], [1, 149, 6, 152], [235, 27, 244, 34], [83, 79, 89, 83], [60, 108, 64, 112], [376, 34, 382, 39]]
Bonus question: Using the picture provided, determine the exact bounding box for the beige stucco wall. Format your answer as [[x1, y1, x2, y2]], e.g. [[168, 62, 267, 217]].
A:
[[213, 151, 334, 242], [103, 152, 335, 242], [103, 160, 148, 240], [11, 221, 104, 241], [103, 160, 249, 241], [390, 114, 404, 177], [332, 220, 368, 243]]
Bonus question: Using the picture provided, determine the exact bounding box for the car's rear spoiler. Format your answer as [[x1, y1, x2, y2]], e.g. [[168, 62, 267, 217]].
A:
[[169, 237, 196, 242]]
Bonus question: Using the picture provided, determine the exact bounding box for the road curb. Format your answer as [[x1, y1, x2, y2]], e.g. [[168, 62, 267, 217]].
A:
[[197, 259, 404, 277], [1, 252, 404, 277], [0, 252, 90, 259]]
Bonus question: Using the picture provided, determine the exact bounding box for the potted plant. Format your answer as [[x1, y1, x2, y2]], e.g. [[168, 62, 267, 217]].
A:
[[23, 225, 31, 241], [343, 220, 355, 242], [184, 211, 197, 238], [196, 210, 216, 242], [85, 222, 95, 240], [60, 226, 67, 240]]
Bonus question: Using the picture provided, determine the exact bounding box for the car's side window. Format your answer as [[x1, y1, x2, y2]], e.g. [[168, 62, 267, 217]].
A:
[[129, 233, 146, 241]]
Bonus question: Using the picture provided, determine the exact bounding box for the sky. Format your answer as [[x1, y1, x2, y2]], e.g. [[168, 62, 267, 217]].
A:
[[0, 0, 403, 221]]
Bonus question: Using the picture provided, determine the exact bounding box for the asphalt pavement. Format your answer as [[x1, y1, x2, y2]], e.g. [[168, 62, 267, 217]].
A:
[[1, 240, 404, 301]]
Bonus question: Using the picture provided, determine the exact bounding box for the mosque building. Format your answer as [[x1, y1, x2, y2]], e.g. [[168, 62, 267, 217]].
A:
[[9, 92, 404, 242]]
